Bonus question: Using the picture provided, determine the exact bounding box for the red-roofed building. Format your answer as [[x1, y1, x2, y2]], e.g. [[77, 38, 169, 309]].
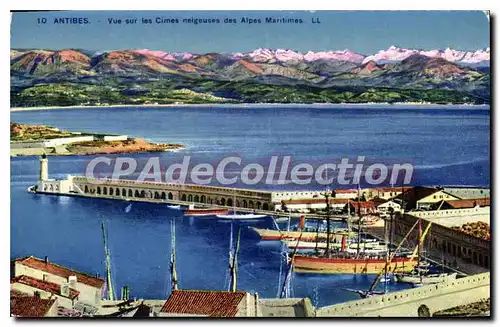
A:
[[10, 295, 58, 317], [159, 290, 256, 317], [344, 200, 383, 215], [11, 275, 80, 308], [13, 256, 105, 308], [432, 198, 490, 210], [393, 187, 460, 210]]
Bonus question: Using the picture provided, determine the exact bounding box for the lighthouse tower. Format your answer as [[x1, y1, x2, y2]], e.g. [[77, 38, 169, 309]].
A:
[[40, 154, 48, 182]]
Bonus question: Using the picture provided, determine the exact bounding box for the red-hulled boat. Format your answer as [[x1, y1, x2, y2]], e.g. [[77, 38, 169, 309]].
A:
[[184, 205, 229, 217]]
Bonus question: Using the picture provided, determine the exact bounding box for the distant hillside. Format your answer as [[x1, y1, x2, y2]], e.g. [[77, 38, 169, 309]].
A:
[[10, 47, 491, 107]]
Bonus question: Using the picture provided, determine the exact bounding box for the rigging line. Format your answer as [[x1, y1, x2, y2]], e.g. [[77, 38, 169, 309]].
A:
[[368, 218, 420, 294]]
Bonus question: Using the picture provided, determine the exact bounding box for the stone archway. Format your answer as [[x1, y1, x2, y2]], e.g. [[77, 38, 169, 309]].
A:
[[220, 198, 226, 206], [188, 194, 193, 202], [161, 192, 166, 200], [194, 195, 200, 202], [201, 195, 206, 203], [418, 304, 431, 317], [168, 192, 173, 200], [128, 189, 133, 197], [227, 198, 233, 207], [181, 194, 187, 201], [263, 203, 269, 210]]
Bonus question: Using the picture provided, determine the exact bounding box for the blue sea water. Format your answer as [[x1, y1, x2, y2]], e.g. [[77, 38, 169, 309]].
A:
[[10, 105, 490, 307]]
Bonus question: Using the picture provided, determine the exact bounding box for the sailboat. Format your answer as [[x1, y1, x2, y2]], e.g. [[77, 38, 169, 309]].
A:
[[292, 187, 420, 275], [348, 219, 434, 298], [217, 191, 267, 220], [394, 219, 457, 286]]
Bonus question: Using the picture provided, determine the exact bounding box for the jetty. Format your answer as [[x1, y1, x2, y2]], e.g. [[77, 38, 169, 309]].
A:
[[30, 156, 346, 221]]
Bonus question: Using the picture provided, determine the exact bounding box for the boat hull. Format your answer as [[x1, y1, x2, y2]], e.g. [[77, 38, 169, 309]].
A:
[[395, 273, 457, 285], [184, 209, 229, 216], [293, 255, 418, 274], [217, 214, 267, 220], [250, 227, 353, 242]]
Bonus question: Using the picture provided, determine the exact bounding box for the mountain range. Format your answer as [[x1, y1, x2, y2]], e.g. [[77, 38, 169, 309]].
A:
[[10, 46, 491, 107]]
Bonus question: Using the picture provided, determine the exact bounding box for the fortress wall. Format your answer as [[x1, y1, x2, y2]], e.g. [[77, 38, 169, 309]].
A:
[[316, 273, 489, 317]]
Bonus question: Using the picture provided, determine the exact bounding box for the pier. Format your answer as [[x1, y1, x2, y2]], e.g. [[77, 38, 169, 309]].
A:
[[32, 156, 346, 221]]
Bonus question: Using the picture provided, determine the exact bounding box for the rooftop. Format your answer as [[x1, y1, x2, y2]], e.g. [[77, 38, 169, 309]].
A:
[[10, 295, 56, 317], [372, 186, 413, 193], [334, 189, 358, 194], [160, 290, 247, 317], [12, 275, 80, 299], [13, 256, 105, 289], [442, 198, 490, 209]]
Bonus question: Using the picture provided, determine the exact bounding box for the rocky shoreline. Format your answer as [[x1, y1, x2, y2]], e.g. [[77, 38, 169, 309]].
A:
[[10, 122, 184, 157], [66, 138, 184, 156]]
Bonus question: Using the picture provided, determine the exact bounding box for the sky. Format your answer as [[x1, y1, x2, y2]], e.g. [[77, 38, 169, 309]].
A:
[[10, 11, 490, 54]]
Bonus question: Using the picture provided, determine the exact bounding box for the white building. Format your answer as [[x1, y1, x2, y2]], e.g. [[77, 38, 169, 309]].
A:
[[271, 191, 323, 202], [377, 199, 403, 217], [332, 189, 358, 199], [12, 256, 105, 311], [11, 275, 79, 309], [276, 198, 349, 212]]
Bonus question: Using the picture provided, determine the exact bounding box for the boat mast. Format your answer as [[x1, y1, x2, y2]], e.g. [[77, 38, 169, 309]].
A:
[[170, 219, 179, 292], [347, 199, 351, 248], [356, 185, 362, 257], [280, 231, 303, 298], [230, 227, 241, 292], [277, 214, 291, 297], [323, 190, 331, 258], [417, 218, 422, 268], [368, 218, 420, 294], [228, 223, 234, 292], [101, 221, 115, 301]]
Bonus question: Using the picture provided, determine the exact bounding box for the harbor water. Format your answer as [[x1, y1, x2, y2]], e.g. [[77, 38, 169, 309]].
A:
[[11, 105, 490, 307]]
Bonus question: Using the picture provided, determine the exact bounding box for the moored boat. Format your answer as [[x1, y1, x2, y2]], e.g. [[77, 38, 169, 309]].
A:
[[293, 254, 417, 274], [395, 272, 457, 285], [167, 205, 182, 210], [217, 213, 267, 220], [282, 239, 385, 251], [250, 227, 354, 242], [184, 206, 229, 216], [292, 187, 430, 276]]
